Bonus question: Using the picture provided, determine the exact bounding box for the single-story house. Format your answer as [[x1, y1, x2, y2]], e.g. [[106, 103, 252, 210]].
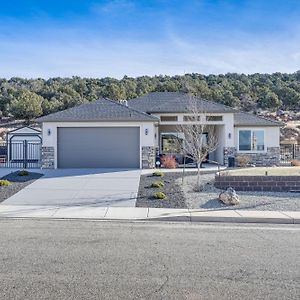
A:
[[36, 92, 282, 169]]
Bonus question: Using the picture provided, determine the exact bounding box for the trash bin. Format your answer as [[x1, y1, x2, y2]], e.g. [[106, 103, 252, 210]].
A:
[[228, 156, 235, 168]]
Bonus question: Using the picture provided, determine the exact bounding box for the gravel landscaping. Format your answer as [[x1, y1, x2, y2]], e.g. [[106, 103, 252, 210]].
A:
[[136, 172, 187, 208], [179, 173, 300, 211], [0, 171, 43, 203]]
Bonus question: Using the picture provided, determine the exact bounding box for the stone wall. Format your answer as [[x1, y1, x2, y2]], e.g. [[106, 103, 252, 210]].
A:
[[41, 146, 55, 169], [142, 146, 156, 169], [223, 147, 280, 167], [223, 147, 236, 166], [215, 174, 300, 192]]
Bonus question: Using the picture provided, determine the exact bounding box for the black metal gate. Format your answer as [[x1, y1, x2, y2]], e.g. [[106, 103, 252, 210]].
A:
[[0, 141, 41, 169], [280, 144, 300, 165]]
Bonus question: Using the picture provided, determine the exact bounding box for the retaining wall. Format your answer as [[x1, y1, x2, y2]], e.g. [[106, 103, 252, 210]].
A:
[[215, 174, 300, 192]]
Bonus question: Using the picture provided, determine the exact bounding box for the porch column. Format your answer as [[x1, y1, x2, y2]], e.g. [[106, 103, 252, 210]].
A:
[[223, 114, 236, 166]]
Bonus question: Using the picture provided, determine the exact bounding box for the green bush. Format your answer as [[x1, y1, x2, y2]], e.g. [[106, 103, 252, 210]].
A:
[[18, 170, 29, 176], [151, 181, 164, 188], [0, 180, 11, 186], [153, 192, 166, 199], [152, 171, 164, 177]]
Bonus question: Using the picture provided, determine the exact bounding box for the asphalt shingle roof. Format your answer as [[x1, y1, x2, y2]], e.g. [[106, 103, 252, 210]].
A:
[[36, 93, 283, 127], [234, 112, 283, 127], [128, 92, 282, 126], [127, 92, 236, 113], [36, 98, 158, 122]]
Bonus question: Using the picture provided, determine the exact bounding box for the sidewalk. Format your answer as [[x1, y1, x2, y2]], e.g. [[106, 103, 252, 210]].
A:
[[0, 205, 299, 224]]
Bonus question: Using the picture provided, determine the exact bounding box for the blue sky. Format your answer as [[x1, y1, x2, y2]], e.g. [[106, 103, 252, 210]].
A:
[[1, 0, 300, 78]]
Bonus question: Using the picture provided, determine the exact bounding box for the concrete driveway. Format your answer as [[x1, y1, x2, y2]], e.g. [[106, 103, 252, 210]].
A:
[[2, 169, 141, 207]]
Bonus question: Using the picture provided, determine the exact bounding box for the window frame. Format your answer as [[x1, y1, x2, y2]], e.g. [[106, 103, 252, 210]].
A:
[[160, 115, 178, 122], [237, 128, 266, 153], [206, 115, 223, 122]]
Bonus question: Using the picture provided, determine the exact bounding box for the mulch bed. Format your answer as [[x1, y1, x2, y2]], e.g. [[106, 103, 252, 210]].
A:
[[0, 171, 43, 203], [136, 172, 190, 208]]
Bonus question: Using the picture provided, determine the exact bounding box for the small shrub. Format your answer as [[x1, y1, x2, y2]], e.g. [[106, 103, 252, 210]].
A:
[[0, 180, 11, 186], [151, 181, 164, 188], [18, 170, 29, 176], [236, 155, 250, 167], [153, 192, 166, 199], [160, 155, 177, 169], [291, 159, 300, 166], [152, 171, 164, 177]]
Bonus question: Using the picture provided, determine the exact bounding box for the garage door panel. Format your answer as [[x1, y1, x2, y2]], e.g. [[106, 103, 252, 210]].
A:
[[58, 127, 140, 168]]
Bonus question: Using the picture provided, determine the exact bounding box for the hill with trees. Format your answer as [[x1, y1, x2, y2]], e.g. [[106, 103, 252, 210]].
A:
[[1, 72, 300, 120]]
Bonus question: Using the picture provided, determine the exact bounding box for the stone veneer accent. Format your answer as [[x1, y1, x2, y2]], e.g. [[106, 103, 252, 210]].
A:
[[223, 147, 236, 166], [215, 174, 300, 192], [224, 147, 280, 167], [142, 146, 156, 169], [41, 146, 55, 169]]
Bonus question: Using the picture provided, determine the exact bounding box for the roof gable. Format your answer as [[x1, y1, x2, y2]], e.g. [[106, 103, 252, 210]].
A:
[[7, 126, 41, 134], [36, 98, 158, 122]]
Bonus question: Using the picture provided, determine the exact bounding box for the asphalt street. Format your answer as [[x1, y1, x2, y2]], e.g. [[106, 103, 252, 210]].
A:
[[0, 220, 299, 300]]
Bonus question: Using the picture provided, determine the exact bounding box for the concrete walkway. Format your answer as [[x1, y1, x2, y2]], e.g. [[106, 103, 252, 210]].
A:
[[2, 169, 141, 207], [0, 205, 299, 224]]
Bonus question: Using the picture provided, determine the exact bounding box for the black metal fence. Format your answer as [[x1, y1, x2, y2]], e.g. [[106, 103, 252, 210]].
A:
[[0, 141, 41, 169], [280, 144, 300, 165]]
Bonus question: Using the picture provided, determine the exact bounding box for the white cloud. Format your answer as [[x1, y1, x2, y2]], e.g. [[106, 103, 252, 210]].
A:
[[1, 26, 300, 79], [92, 0, 135, 14]]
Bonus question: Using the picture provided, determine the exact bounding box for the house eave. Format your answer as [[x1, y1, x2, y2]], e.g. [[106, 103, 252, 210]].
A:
[[145, 110, 236, 114], [234, 124, 283, 127], [36, 119, 159, 123]]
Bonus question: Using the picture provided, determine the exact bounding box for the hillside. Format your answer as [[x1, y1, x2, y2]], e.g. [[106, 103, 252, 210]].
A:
[[1, 72, 300, 120]]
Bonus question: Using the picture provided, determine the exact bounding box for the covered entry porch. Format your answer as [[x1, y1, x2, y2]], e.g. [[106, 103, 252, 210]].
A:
[[157, 124, 226, 166]]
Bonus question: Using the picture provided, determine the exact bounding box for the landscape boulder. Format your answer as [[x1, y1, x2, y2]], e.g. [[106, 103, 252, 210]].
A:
[[219, 187, 240, 205]]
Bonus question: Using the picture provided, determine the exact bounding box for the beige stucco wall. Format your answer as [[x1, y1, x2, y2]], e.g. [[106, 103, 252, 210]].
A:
[[154, 112, 235, 147]]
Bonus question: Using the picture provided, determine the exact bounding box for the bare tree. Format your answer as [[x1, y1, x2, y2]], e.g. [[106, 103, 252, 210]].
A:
[[177, 95, 219, 187]]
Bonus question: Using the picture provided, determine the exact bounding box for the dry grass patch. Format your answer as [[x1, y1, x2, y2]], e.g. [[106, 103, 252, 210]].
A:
[[224, 167, 300, 176]]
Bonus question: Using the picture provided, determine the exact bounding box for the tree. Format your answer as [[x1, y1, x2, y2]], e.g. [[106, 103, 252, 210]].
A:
[[240, 93, 256, 112], [257, 87, 281, 110], [177, 95, 219, 187], [1, 71, 300, 118], [9, 90, 43, 120]]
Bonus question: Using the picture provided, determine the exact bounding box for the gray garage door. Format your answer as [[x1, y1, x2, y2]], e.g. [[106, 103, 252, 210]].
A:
[[57, 127, 140, 168]]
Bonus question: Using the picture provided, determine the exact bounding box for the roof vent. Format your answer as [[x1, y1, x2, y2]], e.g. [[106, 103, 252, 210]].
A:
[[120, 100, 128, 106]]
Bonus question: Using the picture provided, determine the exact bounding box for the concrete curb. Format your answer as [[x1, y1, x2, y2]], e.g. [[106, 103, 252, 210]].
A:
[[0, 205, 299, 224]]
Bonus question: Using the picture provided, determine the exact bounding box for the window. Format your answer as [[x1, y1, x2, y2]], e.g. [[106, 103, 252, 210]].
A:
[[161, 132, 184, 154], [183, 115, 201, 121], [160, 116, 178, 122], [238, 130, 265, 151], [206, 115, 223, 121]]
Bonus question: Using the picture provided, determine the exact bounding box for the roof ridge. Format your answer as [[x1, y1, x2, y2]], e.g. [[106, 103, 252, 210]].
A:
[[193, 95, 238, 112], [35, 98, 158, 122], [127, 91, 236, 113], [101, 98, 158, 120]]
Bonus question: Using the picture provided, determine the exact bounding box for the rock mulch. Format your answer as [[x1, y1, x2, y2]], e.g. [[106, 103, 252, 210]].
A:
[[179, 173, 300, 211], [0, 171, 43, 203], [136, 172, 187, 208]]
